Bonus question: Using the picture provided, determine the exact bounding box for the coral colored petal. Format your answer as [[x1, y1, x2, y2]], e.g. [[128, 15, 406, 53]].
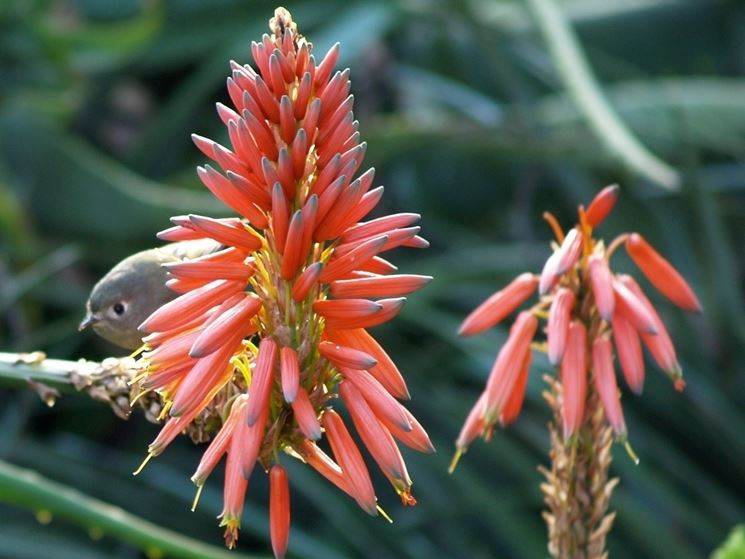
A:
[[246, 337, 278, 426], [341, 382, 412, 495], [386, 406, 434, 454], [325, 328, 410, 399], [613, 278, 658, 335], [290, 388, 322, 440], [547, 287, 575, 366], [483, 311, 538, 418], [339, 366, 411, 432], [322, 410, 378, 515], [189, 295, 261, 358], [329, 274, 432, 299], [459, 273, 538, 336], [341, 213, 421, 243], [164, 260, 253, 282], [187, 214, 262, 251], [611, 314, 645, 394], [140, 279, 244, 333], [192, 395, 248, 486], [291, 262, 324, 302], [280, 346, 300, 403], [219, 423, 249, 549], [355, 255, 398, 276], [455, 392, 487, 452], [592, 336, 626, 436], [588, 254, 615, 321], [337, 297, 404, 329], [620, 275, 683, 380], [319, 340, 377, 369], [625, 233, 702, 313], [269, 465, 291, 559], [272, 182, 290, 253], [239, 404, 268, 480], [298, 440, 352, 496], [560, 321, 587, 439], [318, 235, 387, 283], [313, 298, 382, 320], [281, 210, 305, 280], [585, 184, 619, 228], [170, 337, 239, 417], [500, 349, 532, 426], [556, 228, 583, 275], [539, 249, 562, 295], [157, 225, 205, 242]]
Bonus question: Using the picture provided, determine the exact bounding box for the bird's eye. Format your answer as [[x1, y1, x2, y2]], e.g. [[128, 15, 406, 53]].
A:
[[113, 302, 126, 316]]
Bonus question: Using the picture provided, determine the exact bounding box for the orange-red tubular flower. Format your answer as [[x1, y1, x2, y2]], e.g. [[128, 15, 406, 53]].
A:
[[458, 273, 538, 336], [269, 465, 290, 559], [500, 349, 532, 426], [318, 341, 377, 370], [625, 233, 702, 313], [219, 408, 251, 549], [619, 275, 683, 384], [322, 409, 378, 515], [539, 249, 562, 295], [611, 314, 645, 394], [584, 184, 619, 228], [484, 311, 538, 420], [547, 288, 575, 366], [454, 392, 488, 455], [279, 346, 299, 403], [588, 254, 614, 321], [191, 396, 248, 487], [560, 321, 588, 439], [325, 327, 410, 399], [592, 336, 626, 437], [133, 8, 431, 554], [612, 279, 658, 335], [340, 381, 414, 503], [555, 228, 583, 276]]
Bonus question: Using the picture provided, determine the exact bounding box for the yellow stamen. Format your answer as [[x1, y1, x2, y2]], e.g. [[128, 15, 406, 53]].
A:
[[191, 484, 205, 512], [377, 505, 393, 524], [129, 344, 148, 359], [448, 448, 464, 474], [232, 354, 252, 385], [129, 387, 152, 407], [157, 401, 172, 421], [133, 453, 154, 476], [624, 439, 640, 465]]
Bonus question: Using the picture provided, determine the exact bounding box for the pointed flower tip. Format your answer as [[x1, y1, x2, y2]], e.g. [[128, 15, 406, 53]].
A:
[[585, 183, 620, 228], [459, 273, 538, 336], [625, 233, 702, 313]]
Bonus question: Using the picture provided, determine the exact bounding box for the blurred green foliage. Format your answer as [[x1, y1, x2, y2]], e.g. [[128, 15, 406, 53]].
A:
[[1, 0, 743, 558]]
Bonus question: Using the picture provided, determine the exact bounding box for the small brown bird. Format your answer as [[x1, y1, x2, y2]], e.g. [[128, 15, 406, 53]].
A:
[[79, 240, 221, 349]]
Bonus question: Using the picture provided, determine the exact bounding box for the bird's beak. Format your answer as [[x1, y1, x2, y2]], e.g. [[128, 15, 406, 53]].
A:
[[79, 313, 101, 331]]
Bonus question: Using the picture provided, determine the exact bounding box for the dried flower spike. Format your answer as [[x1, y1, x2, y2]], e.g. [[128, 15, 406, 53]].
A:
[[133, 7, 432, 554]]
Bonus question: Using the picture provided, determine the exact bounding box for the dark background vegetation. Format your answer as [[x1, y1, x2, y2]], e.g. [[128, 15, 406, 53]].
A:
[[1, 0, 743, 558]]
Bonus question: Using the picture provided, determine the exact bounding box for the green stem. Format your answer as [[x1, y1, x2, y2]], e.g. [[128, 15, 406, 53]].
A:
[[0, 352, 84, 387], [526, 0, 680, 191], [0, 459, 264, 559]]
